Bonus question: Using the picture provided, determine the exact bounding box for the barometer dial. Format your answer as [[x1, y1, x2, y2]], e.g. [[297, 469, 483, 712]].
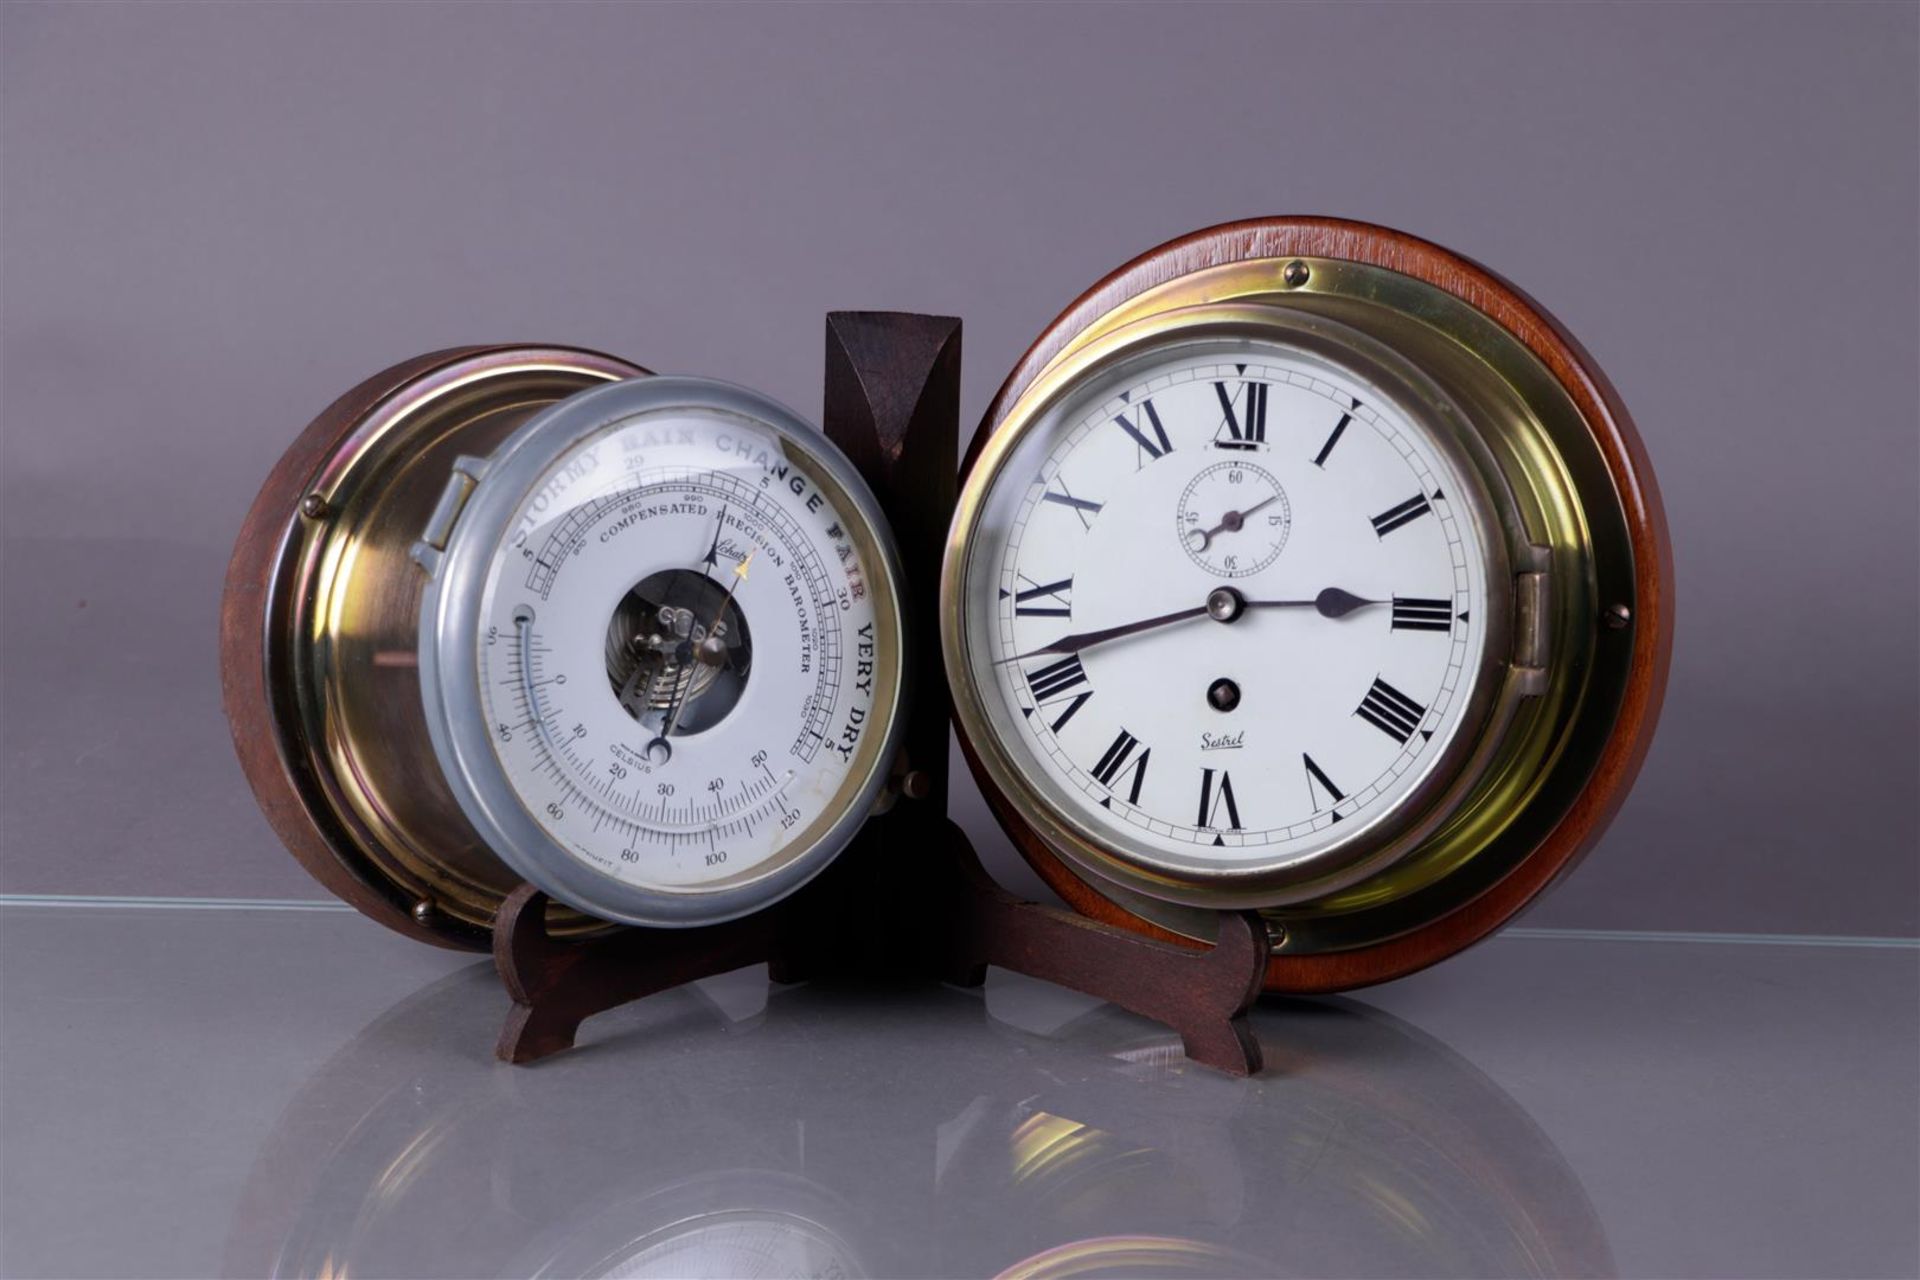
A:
[[420, 378, 906, 928], [223, 348, 907, 948]]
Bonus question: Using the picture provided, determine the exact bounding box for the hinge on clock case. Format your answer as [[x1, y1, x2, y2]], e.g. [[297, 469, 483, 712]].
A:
[[1512, 543, 1552, 697], [408, 456, 490, 576]]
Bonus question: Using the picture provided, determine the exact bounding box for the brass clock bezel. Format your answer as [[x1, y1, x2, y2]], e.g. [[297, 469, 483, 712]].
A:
[[221, 346, 646, 950], [945, 218, 1672, 990], [946, 309, 1534, 910]]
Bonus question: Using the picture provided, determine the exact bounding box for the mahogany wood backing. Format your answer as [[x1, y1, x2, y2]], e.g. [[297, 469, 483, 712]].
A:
[[221, 347, 502, 949], [963, 217, 1675, 992]]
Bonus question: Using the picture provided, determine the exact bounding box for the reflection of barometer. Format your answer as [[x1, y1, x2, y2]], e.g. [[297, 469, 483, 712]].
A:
[[224, 347, 906, 941], [945, 219, 1672, 989]]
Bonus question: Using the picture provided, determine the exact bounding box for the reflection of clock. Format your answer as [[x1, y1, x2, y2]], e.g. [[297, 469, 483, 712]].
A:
[[220, 967, 881, 1280], [223, 964, 1611, 1280], [944, 218, 1672, 989], [516, 1175, 868, 1280], [963, 994, 1615, 1279], [995, 1236, 1265, 1279], [564, 1215, 859, 1280]]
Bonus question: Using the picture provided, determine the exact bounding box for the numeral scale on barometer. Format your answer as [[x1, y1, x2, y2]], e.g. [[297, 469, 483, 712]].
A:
[[224, 219, 1670, 1074]]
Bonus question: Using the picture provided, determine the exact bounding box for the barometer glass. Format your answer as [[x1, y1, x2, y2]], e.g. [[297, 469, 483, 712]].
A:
[[419, 378, 905, 927]]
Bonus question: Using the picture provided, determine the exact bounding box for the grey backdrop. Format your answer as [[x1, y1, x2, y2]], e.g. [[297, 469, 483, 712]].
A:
[[3, 2, 1914, 937]]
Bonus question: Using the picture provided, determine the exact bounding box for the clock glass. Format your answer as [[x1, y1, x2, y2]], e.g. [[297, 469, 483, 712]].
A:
[[419, 377, 907, 928], [954, 330, 1513, 908]]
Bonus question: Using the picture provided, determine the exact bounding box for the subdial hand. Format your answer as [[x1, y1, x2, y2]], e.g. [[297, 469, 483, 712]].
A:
[[998, 586, 1386, 664], [1187, 493, 1283, 552]]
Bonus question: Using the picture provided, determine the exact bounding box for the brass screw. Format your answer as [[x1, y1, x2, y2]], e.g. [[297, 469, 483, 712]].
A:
[[1270, 923, 1289, 948], [411, 898, 436, 924], [901, 770, 931, 801], [1282, 260, 1311, 288], [300, 493, 331, 520], [1604, 603, 1632, 630]]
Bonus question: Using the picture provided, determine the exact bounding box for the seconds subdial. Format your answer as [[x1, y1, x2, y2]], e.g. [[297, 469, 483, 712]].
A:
[[1176, 460, 1291, 577]]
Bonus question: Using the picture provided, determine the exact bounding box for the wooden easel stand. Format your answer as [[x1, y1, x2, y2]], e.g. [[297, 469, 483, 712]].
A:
[[491, 313, 1270, 1075]]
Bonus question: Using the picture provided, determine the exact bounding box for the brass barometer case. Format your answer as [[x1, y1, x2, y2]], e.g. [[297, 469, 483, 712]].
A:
[[943, 219, 1672, 991], [224, 346, 909, 947]]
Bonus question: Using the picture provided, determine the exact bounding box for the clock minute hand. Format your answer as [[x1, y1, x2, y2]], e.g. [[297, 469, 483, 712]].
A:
[[701, 504, 729, 575], [996, 602, 1212, 664]]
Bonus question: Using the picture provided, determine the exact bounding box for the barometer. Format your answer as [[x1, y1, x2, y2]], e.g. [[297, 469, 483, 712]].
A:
[[944, 218, 1671, 990], [224, 346, 907, 945]]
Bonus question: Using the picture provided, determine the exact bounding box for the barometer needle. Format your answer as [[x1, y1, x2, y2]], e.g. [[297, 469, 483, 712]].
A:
[[701, 504, 729, 575], [704, 549, 754, 664], [657, 552, 753, 742], [996, 586, 1385, 663]]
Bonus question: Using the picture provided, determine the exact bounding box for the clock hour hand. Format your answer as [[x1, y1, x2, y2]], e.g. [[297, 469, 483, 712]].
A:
[[1208, 585, 1385, 621], [1242, 586, 1385, 618]]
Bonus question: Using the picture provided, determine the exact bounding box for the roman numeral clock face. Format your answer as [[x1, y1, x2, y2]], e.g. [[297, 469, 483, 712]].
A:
[[957, 339, 1503, 902]]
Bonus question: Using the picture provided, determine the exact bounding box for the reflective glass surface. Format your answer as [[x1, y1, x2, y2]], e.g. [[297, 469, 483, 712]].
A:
[[1, 906, 1914, 1278]]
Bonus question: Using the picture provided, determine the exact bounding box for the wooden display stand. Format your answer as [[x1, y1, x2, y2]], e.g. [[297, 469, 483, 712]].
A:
[[493, 313, 1271, 1075]]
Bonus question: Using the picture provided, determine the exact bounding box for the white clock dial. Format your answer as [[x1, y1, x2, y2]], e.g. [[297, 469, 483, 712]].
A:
[[961, 338, 1499, 895]]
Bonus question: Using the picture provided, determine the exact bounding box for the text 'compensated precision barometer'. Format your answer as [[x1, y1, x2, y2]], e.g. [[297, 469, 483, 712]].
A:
[[944, 218, 1672, 991], [224, 348, 907, 943]]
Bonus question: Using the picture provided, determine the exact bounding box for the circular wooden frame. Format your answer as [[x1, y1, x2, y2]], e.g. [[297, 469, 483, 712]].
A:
[[958, 217, 1673, 991], [221, 345, 646, 949]]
